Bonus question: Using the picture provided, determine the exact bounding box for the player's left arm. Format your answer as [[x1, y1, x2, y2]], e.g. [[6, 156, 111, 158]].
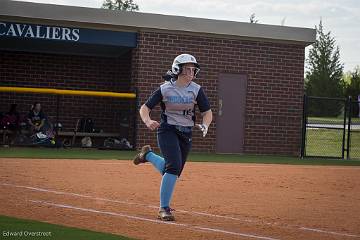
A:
[[201, 109, 212, 127], [196, 87, 212, 137]]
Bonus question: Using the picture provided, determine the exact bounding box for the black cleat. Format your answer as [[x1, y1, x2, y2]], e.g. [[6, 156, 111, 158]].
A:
[[158, 207, 175, 221], [133, 145, 152, 165]]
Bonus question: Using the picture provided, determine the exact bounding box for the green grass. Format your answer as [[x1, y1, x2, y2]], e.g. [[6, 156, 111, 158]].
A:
[[350, 131, 360, 159], [308, 116, 360, 124], [188, 153, 360, 165], [308, 116, 345, 124], [0, 215, 134, 240], [1, 147, 360, 166], [306, 128, 344, 158], [351, 117, 360, 124], [306, 128, 360, 159]]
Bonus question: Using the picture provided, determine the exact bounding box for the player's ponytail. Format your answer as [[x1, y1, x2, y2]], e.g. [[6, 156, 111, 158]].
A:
[[162, 70, 177, 81]]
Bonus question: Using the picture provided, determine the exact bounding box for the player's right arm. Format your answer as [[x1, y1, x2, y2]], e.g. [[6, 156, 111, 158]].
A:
[[139, 104, 160, 130], [140, 87, 163, 131]]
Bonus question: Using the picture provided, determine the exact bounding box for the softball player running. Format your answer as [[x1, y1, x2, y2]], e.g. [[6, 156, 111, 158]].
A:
[[134, 53, 212, 221]]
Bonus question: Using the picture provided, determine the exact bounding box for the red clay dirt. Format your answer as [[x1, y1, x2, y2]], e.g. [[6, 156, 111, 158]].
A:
[[0, 158, 359, 240]]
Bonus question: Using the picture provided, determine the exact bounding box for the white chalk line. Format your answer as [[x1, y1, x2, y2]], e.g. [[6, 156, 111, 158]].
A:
[[299, 227, 360, 238], [29, 200, 186, 226], [1, 182, 359, 238], [0, 183, 262, 223], [29, 199, 279, 240], [1, 182, 155, 208]]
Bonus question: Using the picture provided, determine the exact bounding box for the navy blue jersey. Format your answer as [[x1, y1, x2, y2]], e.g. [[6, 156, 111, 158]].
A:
[[145, 80, 210, 127], [27, 110, 46, 126]]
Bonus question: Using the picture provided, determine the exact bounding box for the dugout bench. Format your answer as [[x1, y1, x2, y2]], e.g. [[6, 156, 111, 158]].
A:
[[56, 118, 131, 148], [57, 131, 122, 147]]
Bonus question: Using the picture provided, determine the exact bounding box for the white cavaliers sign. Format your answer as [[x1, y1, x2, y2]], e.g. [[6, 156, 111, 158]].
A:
[[0, 22, 80, 42]]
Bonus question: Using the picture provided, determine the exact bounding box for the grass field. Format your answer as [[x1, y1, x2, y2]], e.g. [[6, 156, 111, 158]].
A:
[[1, 147, 360, 165], [350, 131, 360, 158], [308, 116, 345, 124], [0, 215, 133, 240], [305, 128, 344, 158], [308, 116, 360, 124], [306, 128, 360, 159]]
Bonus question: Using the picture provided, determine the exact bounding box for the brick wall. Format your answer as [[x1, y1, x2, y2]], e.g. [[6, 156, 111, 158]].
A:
[[0, 50, 135, 143], [132, 31, 305, 156], [0, 31, 305, 155]]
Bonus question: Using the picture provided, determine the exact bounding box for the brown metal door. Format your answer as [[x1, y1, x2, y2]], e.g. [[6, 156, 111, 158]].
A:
[[216, 73, 247, 153]]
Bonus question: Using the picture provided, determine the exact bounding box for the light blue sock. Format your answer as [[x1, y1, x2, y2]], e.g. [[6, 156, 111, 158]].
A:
[[145, 152, 165, 174], [160, 173, 178, 208]]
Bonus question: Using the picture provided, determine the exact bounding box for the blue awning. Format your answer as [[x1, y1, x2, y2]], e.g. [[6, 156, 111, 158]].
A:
[[0, 21, 137, 56]]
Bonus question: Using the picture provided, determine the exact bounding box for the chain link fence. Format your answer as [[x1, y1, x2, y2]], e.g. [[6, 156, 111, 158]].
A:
[[349, 100, 360, 159], [302, 95, 360, 159]]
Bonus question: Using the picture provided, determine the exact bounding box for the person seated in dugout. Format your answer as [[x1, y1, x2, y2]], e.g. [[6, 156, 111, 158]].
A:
[[1, 104, 21, 131], [0, 104, 21, 144], [27, 102, 49, 135]]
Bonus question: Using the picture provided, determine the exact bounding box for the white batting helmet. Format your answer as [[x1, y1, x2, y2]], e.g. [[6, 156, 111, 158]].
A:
[[171, 53, 200, 76]]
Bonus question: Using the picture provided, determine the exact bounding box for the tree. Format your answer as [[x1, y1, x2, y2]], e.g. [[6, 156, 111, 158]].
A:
[[249, 13, 259, 23], [102, 0, 139, 11], [344, 66, 360, 117], [305, 21, 344, 116]]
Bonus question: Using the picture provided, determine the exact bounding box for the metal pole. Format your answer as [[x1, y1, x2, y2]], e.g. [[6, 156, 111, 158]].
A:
[[55, 94, 60, 148], [341, 98, 348, 159], [301, 94, 307, 158], [346, 96, 352, 159], [133, 87, 138, 150]]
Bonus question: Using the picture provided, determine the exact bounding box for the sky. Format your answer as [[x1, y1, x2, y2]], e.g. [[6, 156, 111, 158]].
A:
[[18, 0, 360, 72]]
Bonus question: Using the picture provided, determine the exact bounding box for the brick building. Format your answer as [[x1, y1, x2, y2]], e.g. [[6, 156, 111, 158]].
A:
[[0, 1, 315, 155]]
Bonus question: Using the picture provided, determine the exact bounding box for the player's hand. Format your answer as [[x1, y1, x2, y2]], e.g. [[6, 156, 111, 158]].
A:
[[196, 124, 208, 137], [145, 119, 160, 131]]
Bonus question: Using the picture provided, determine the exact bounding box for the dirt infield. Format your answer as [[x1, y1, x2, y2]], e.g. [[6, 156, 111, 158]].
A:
[[0, 158, 360, 240]]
